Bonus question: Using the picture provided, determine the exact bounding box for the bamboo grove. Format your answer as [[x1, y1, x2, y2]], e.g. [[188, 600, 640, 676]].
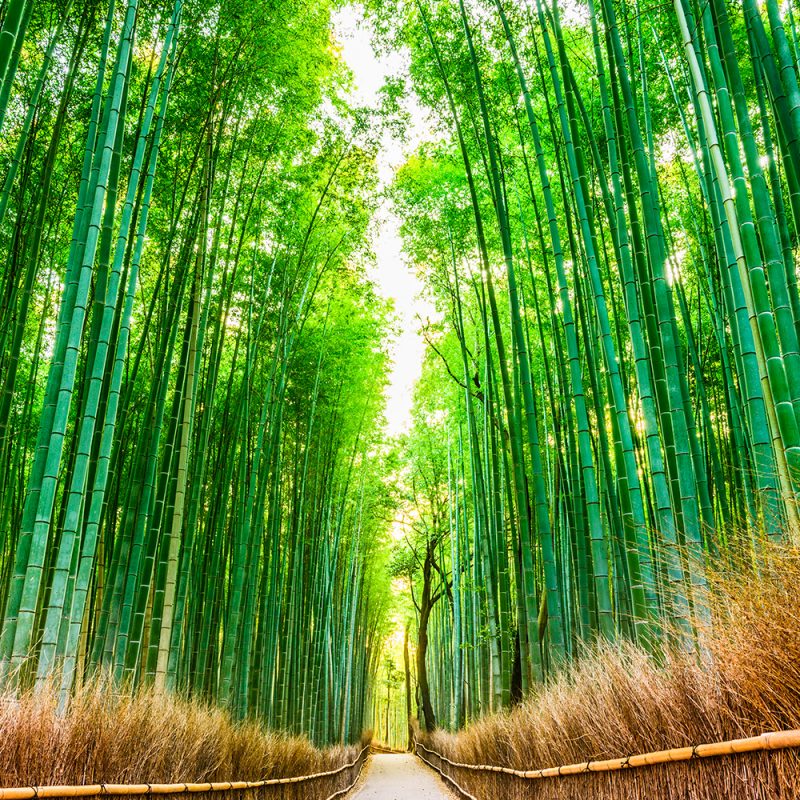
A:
[[0, 0, 397, 745], [4, 0, 800, 758], [376, 0, 800, 733]]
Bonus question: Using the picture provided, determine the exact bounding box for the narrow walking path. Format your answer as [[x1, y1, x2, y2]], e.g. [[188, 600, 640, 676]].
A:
[[352, 753, 455, 799]]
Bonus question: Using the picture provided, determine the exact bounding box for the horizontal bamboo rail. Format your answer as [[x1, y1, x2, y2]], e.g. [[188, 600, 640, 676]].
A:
[[0, 745, 369, 800], [415, 729, 800, 781], [415, 747, 477, 800]]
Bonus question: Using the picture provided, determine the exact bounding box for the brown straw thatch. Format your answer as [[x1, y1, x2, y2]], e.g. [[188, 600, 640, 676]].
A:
[[416, 546, 800, 800], [0, 679, 370, 800]]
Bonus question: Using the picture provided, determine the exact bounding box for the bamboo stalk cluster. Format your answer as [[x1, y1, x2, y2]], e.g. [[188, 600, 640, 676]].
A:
[[382, 0, 800, 729], [0, 0, 392, 745]]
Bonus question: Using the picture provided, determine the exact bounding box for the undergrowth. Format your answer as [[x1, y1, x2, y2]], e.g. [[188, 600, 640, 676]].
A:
[[0, 679, 369, 799], [420, 546, 800, 799]]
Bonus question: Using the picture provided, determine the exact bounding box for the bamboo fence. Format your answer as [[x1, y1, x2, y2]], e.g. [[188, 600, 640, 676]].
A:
[[415, 729, 800, 798], [0, 745, 369, 800]]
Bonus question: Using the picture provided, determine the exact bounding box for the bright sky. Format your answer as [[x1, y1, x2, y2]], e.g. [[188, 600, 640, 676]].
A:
[[332, 4, 436, 436]]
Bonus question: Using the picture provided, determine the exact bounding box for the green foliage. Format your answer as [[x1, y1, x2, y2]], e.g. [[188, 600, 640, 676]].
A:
[[0, 0, 394, 747], [375, 0, 800, 731]]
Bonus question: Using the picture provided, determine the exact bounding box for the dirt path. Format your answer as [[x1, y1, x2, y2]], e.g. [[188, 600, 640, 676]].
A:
[[351, 753, 456, 799]]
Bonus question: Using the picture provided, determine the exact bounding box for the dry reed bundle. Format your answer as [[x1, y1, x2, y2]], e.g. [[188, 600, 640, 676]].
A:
[[0, 678, 370, 800], [417, 546, 800, 799]]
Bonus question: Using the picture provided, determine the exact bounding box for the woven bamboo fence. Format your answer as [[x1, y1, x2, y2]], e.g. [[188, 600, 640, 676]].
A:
[[0, 745, 369, 800], [415, 730, 800, 799]]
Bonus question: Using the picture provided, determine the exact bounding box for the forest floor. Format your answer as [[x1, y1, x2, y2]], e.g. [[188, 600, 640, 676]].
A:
[[351, 754, 455, 799]]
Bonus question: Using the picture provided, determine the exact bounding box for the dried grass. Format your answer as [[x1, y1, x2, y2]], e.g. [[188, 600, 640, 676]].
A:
[[420, 546, 800, 799], [0, 678, 369, 800]]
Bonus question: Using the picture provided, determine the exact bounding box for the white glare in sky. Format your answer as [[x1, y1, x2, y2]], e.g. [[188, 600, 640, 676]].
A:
[[332, 4, 437, 437]]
